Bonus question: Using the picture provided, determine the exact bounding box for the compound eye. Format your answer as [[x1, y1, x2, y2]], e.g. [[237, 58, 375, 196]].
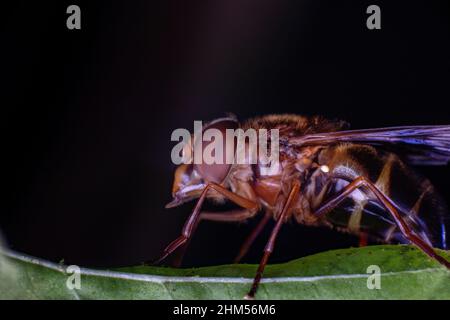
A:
[[194, 117, 239, 183]]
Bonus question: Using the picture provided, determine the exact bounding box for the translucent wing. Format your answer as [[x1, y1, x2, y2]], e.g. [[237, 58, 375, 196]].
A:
[[288, 125, 450, 165], [309, 150, 448, 249], [320, 184, 445, 249]]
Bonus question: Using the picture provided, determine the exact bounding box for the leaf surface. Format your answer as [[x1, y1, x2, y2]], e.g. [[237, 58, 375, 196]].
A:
[[1, 245, 449, 299]]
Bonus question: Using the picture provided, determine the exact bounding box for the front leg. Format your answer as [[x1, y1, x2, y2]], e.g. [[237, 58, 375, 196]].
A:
[[171, 209, 259, 267], [154, 183, 259, 265]]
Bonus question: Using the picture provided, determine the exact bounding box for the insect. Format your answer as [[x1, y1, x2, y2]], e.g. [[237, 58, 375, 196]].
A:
[[155, 114, 450, 298]]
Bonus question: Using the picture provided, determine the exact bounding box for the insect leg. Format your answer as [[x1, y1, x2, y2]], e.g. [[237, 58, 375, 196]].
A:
[[359, 232, 368, 247], [154, 183, 259, 265], [360, 178, 450, 269], [200, 209, 258, 222], [208, 182, 260, 212], [313, 176, 450, 269], [172, 209, 255, 267], [246, 181, 300, 299], [153, 187, 208, 265], [313, 176, 367, 217], [170, 217, 201, 268], [234, 211, 272, 264], [172, 209, 257, 267]]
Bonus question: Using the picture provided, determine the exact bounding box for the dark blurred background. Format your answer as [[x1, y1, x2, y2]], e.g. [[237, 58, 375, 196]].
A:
[[2, 0, 450, 267]]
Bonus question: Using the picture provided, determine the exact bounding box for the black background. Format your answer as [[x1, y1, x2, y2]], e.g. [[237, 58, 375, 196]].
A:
[[2, 0, 450, 268]]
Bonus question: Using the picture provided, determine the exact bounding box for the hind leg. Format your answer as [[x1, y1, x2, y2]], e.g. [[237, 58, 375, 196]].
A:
[[314, 176, 450, 269]]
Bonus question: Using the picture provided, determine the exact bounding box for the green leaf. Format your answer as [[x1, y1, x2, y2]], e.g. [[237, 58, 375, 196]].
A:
[[1, 245, 449, 299]]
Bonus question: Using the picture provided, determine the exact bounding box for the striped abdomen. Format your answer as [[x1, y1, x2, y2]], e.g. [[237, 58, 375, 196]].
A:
[[305, 143, 448, 249]]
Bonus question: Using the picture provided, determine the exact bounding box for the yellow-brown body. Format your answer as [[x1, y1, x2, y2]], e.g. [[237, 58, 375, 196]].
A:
[[220, 114, 447, 247], [159, 113, 450, 298]]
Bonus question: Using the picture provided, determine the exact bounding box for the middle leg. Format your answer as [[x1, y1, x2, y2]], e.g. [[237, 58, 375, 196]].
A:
[[245, 181, 300, 299], [234, 211, 272, 264]]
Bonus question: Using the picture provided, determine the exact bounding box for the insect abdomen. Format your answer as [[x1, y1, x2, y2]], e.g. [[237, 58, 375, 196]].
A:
[[313, 144, 448, 248]]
